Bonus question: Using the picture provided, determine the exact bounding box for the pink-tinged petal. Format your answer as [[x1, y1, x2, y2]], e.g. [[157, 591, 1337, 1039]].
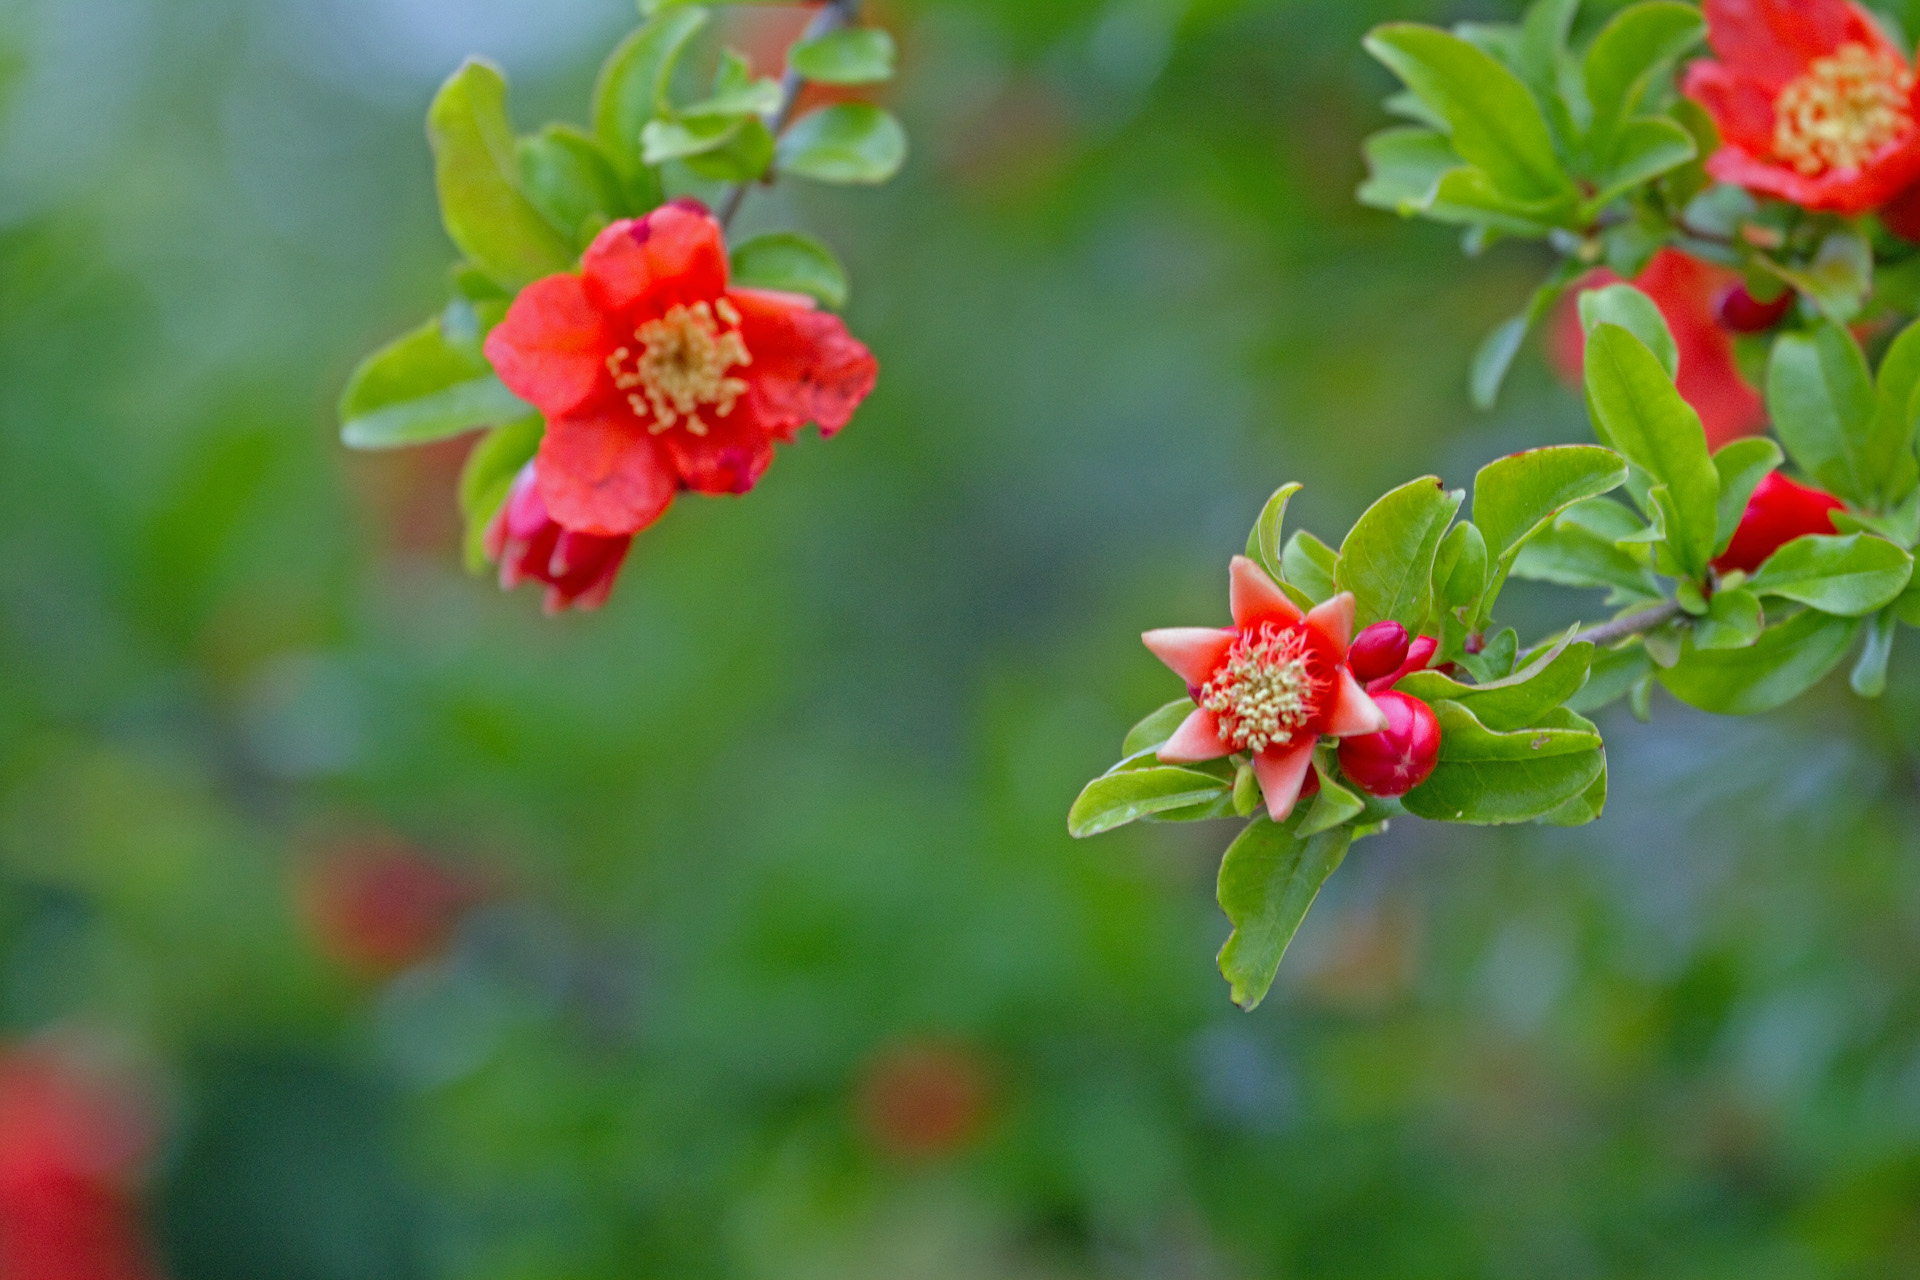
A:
[[1304, 592, 1357, 654], [1228, 556, 1302, 631], [730, 288, 879, 440], [581, 204, 731, 316], [1158, 708, 1232, 763], [656, 411, 778, 496], [1253, 740, 1318, 823], [482, 274, 608, 418], [1325, 668, 1391, 738], [536, 404, 679, 537], [1141, 627, 1236, 687], [1704, 0, 1849, 90], [1682, 62, 1779, 156]]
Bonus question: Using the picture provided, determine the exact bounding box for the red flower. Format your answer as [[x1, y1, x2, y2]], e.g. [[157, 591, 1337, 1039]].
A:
[[484, 462, 633, 614], [483, 202, 879, 537], [0, 1047, 163, 1280], [1144, 558, 1390, 822], [298, 836, 486, 979], [1553, 250, 1768, 448], [1347, 620, 1440, 693], [1711, 470, 1846, 574], [1337, 691, 1442, 798], [1683, 0, 1920, 214]]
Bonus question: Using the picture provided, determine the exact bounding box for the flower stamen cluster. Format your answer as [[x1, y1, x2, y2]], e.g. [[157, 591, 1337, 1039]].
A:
[[1773, 42, 1915, 176], [607, 300, 753, 438], [1200, 623, 1330, 753]]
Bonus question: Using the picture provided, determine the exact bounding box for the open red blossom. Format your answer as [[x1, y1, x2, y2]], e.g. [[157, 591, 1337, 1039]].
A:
[[1144, 558, 1390, 823], [1683, 0, 1920, 215], [1712, 470, 1846, 574], [1553, 251, 1768, 448], [482, 202, 879, 537], [484, 462, 633, 614]]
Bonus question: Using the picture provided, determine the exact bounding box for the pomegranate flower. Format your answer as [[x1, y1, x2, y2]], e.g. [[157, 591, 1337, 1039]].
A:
[[1337, 691, 1442, 798], [1683, 0, 1920, 215], [1712, 470, 1847, 574], [1144, 557, 1390, 822], [484, 462, 633, 614], [483, 201, 879, 537]]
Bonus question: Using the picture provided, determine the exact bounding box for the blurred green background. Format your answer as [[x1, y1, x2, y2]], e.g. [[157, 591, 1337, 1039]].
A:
[[8, 0, 1920, 1275]]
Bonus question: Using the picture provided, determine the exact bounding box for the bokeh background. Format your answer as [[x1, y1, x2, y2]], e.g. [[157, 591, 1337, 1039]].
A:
[[7, 0, 1920, 1275]]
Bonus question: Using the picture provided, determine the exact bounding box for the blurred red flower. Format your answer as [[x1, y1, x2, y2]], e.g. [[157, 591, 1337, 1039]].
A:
[[1684, 0, 1920, 215], [856, 1042, 990, 1160], [299, 835, 485, 979], [1712, 470, 1847, 574], [483, 202, 878, 537], [1553, 250, 1768, 449], [484, 462, 633, 615], [1144, 558, 1389, 822], [0, 1046, 163, 1280]]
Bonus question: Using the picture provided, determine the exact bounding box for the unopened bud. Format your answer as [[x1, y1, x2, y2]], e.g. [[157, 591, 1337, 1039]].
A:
[[1711, 471, 1845, 575], [1715, 284, 1794, 334], [1336, 691, 1441, 798], [1346, 621, 1410, 683]]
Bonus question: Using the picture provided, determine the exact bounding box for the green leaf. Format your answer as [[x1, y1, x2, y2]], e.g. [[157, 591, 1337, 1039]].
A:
[[1541, 760, 1608, 827], [1068, 768, 1231, 838], [1578, 284, 1678, 378], [1298, 765, 1365, 838], [592, 7, 709, 165], [788, 27, 897, 85], [1357, 126, 1462, 213], [775, 104, 908, 184], [458, 417, 543, 573], [1216, 817, 1353, 1011], [1692, 587, 1763, 650], [1434, 520, 1490, 610], [1122, 698, 1194, 757], [1582, 2, 1707, 159], [428, 60, 578, 290], [730, 232, 849, 310], [1899, 581, 1920, 627], [642, 115, 748, 164], [1471, 262, 1581, 410], [517, 124, 626, 248], [1336, 478, 1463, 631], [1761, 228, 1872, 324], [1582, 117, 1697, 214], [1584, 323, 1720, 578], [1511, 498, 1660, 595], [682, 50, 783, 118], [1712, 436, 1783, 552], [1396, 633, 1595, 731], [680, 118, 777, 183], [1743, 533, 1914, 616], [1852, 609, 1898, 697], [339, 308, 531, 450], [1401, 701, 1606, 825], [1659, 609, 1862, 714], [1866, 317, 1920, 508], [1363, 24, 1573, 204], [1246, 483, 1303, 583], [1282, 530, 1340, 604], [1567, 642, 1655, 713], [1473, 445, 1629, 567]]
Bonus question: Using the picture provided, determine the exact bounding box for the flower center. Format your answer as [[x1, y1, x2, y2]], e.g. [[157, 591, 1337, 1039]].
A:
[[1200, 622, 1333, 755], [1773, 42, 1916, 176], [605, 300, 753, 437]]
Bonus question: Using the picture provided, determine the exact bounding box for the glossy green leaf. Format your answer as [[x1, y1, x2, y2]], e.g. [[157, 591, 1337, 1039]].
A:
[[1541, 760, 1608, 827], [730, 232, 849, 310], [1583, 2, 1706, 158], [1068, 768, 1230, 838], [681, 118, 776, 183], [1357, 126, 1461, 214], [517, 124, 626, 248], [1584, 323, 1720, 577], [1434, 520, 1490, 610], [1363, 24, 1572, 204], [1242, 483, 1304, 583], [1396, 634, 1594, 732], [1473, 445, 1629, 568], [776, 104, 908, 184], [1298, 765, 1365, 838], [1216, 816, 1353, 1011], [1122, 698, 1194, 757], [1401, 701, 1606, 825], [428, 60, 578, 289], [1282, 530, 1340, 604], [789, 27, 896, 84], [592, 7, 709, 165], [1336, 477, 1463, 631], [1583, 117, 1696, 214], [682, 50, 783, 118], [642, 115, 747, 163], [1511, 498, 1660, 595], [458, 417, 543, 573], [1712, 436, 1782, 552], [1692, 587, 1762, 650], [339, 308, 531, 450], [1660, 609, 1861, 714], [1578, 285, 1678, 378], [1743, 533, 1914, 616], [1866, 317, 1920, 508]]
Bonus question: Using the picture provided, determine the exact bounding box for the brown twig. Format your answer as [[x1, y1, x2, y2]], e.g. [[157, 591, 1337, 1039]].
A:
[[1571, 599, 1687, 648], [718, 0, 862, 231]]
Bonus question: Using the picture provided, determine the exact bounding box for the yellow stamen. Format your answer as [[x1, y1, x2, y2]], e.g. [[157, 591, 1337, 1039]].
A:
[[1201, 623, 1331, 754], [604, 301, 753, 438], [1774, 42, 1916, 176]]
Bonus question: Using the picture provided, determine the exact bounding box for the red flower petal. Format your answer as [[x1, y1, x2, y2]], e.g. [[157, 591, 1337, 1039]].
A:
[[1159, 707, 1232, 763], [1304, 592, 1356, 654], [536, 404, 679, 537], [582, 205, 731, 317], [1704, 0, 1850, 91], [656, 411, 778, 496], [1325, 668, 1390, 738], [1228, 556, 1302, 631], [1142, 627, 1237, 687], [731, 288, 879, 440], [1682, 62, 1780, 156], [483, 274, 608, 419], [1253, 740, 1318, 822]]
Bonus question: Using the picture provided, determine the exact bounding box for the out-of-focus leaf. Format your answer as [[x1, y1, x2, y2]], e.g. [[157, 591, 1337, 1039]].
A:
[[339, 308, 531, 449], [1216, 816, 1352, 1011], [1692, 587, 1763, 650], [1660, 609, 1861, 713], [1762, 228, 1872, 324], [1852, 610, 1898, 697], [1122, 698, 1195, 757], [1582, 3, 1706, 159], [1743, 533, 1914, 616], [730, 232, 849, 309], [1865, 317, 1920, 508], [681, 118, 776, 183], [789, 27, 897, 84], [1712, 437, 1783, 551], [775, 104, 908, 184], [517, 124, 626, 248], [1578, 284, 1678, 378], [458, 417, 543, 573], [593, 6, 709, 170]]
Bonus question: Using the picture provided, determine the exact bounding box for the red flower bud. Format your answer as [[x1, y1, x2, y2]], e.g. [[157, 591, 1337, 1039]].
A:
[[1715, 284, 1795, 334], [1711, 471, 1846, 576], [1366, 634, 1438, 695], [1336, 691, 1441, 798], [484, 464, 634, 614], [1346, 621, 1410, 683]]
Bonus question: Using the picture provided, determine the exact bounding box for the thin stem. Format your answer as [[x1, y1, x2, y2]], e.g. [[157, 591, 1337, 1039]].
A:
[[1571, 599, 1687, 648], [718, 0, 862, 232]]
